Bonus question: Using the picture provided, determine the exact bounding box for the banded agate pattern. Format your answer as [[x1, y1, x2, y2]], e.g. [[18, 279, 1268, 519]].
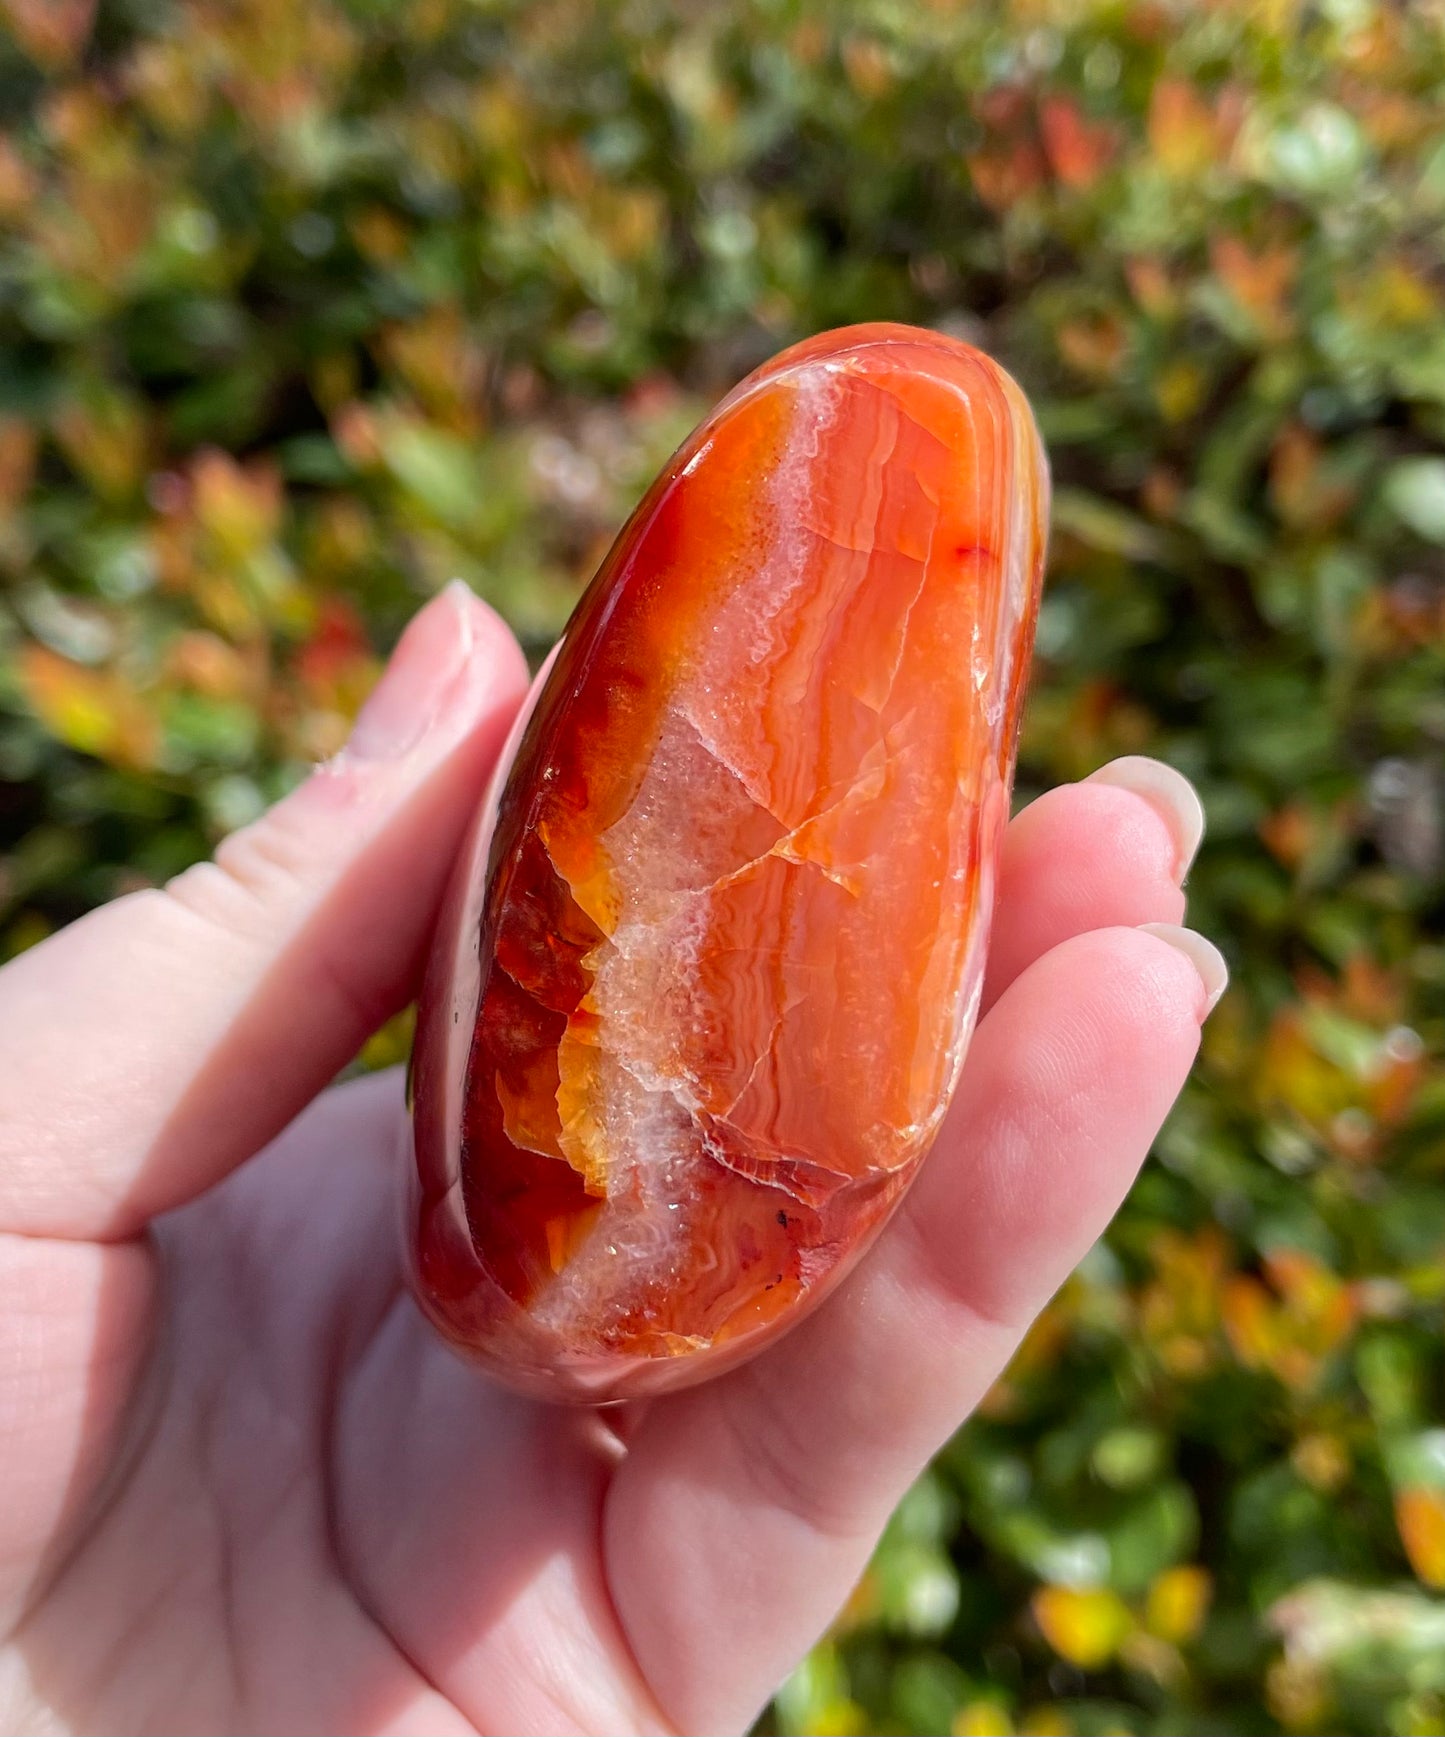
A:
[[409, 323, 1049, 1401]]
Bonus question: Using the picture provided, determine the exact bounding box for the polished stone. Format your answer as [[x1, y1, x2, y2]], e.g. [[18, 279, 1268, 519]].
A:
[[408, 323, 1049, 1401]]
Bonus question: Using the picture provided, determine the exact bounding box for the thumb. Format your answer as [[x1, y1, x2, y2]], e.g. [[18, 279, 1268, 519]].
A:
[[0, 583, 528, 1240]]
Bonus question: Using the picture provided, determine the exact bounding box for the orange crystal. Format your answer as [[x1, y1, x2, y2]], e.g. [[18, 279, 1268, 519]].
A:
[[408, 323, 1049, 1401]]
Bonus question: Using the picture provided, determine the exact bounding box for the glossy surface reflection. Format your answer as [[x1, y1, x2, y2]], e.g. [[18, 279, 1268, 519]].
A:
[[409, 323, 1049, 1401]]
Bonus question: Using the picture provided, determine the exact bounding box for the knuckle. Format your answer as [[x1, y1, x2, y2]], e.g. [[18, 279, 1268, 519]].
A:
[[721, 1375, 870, 1543], [164, 804, 324, 941]]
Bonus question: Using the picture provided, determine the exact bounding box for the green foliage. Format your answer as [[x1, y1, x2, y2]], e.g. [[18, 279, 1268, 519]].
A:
[[1, 1, 1444, 1731]]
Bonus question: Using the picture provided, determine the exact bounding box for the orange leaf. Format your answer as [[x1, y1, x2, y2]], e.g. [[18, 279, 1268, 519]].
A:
[[968, 140, 1048, 211], [1040, 96, 1116, 190], [0, 133, 36, 217], [0, 0, 94, 68], [1126, 256, 1181, 319], [1147, 77, 1220, 176], [0, 414, 36, 511], [1211, 236, 1298, 336], [1397, 1487, 1445, 1588], [842, 36, 893, 99], [1058, 313, 1127, 379]]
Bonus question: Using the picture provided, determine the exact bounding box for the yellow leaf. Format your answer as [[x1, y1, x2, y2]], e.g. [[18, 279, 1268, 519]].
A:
[[1145, 1565, 1213, 1644], [1266, 1656, 1330, 1734], [1291, 1432, 1350, 1492], [1020, 1711, 1076, 1737], [53, 387, 150, 501], [1397, 1487, 1445, 1588], [832, 1567, 881, 1632], [954, 1701, 1013, 1737], [192, 449, 283, 563], [19, 645, 158, 771], [1155, 360, 1205, 424], [1147, 77, 1220, 177], [802, 1700, 869, 1737], [1220, 1275, 1280, 1371], [1032, 1585, 1133, 1669]]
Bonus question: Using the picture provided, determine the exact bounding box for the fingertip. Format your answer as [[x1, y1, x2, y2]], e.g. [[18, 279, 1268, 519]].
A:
[[445, 581, 531, 695], [1009, 776, 1182, 887], [1084, 755, 1205, 882], [424, 583, 531, 749], [346, 583, 528, 765], [986, 780, 1187, 1008], [1137, 921, 1229, 1017], [976, 923, 1208, 1129], [1054, 922, 1214, 1045]]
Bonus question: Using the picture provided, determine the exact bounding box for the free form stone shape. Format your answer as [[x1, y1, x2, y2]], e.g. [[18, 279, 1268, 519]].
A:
[[408, 323, 1050, 1401]]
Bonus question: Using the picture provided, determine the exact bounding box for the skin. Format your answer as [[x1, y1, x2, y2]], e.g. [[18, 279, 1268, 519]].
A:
[[0, 584, 1222, 1737]]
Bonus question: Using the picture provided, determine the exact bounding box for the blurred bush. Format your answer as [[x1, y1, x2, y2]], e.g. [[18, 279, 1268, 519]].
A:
[[1, 1, 1443, 1732]]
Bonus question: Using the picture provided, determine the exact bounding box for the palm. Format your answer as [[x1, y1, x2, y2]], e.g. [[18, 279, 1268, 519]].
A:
[[0, 590, 1218, 1736], [10, 1072, 662, 1735]]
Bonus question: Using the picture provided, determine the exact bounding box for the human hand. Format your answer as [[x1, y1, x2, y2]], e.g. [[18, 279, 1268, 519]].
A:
[[0, 584, 1223, 1737]]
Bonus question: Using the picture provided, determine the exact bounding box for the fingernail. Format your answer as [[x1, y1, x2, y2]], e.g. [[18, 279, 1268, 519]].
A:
[[347, 581, 476, 761], [1138, 922, 1229, 1016], [1086, 756, 1205, 882]]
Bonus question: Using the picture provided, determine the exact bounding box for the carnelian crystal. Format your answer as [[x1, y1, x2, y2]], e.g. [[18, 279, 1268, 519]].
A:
[[408, 323, 1049, 1401]]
